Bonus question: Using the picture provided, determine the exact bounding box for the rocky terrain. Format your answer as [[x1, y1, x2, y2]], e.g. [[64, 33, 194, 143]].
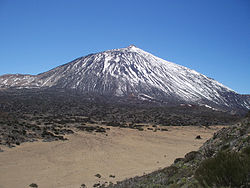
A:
[[104, 113, 250, 188], [0, 88, 241, 149]]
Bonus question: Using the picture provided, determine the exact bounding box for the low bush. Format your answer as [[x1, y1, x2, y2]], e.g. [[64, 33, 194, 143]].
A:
[[29, 183, 38, 187], [195, 150, 250, 187]]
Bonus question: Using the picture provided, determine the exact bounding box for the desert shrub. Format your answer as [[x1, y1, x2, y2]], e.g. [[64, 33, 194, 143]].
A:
[[174, 158, 184, 164], [106, 121, 120, 127], [29, 183, 38, 187], [221, 143, 230, 151], [242, 146, 250, 156], [195, 151, 249, 187], [243, 136, 250, 144], [137, 127, 144, 131], [245, 110, 250, 118], [184, 151, 200, 162], [95, 173, 101, 178]]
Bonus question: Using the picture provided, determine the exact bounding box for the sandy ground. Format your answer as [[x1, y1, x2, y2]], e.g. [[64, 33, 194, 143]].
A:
[[0, 125, 222, 188]]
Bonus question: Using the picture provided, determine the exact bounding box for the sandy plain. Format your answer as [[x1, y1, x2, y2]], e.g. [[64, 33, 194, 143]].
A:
[[0, 125, 222, 188]]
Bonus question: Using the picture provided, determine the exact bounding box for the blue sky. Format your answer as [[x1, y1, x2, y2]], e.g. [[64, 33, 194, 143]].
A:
[[0, 0, 249, 93]]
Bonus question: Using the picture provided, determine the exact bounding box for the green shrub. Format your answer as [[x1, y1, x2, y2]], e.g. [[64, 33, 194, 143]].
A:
[[243, 136, 250, 143], [242, 146, 250, 156], [195, 151, 249, 187]]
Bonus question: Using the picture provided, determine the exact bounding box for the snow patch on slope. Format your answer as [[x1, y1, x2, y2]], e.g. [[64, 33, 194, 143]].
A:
[[0, 45, 249, 110]]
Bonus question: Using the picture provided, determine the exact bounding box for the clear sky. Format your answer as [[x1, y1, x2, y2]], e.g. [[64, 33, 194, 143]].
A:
[[0, 0, 249, 94]]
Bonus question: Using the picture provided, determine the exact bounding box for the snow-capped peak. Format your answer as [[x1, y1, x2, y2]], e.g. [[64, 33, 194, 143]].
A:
[[127, 44, 137, 49], [0, 45, 249, 111]]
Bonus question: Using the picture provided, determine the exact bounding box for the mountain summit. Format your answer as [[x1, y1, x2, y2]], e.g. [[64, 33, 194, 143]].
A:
[[0, 45, 249, 111]]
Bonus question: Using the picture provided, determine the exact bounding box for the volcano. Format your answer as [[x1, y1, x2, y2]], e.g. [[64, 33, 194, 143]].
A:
[[0, 45, 249, 111]]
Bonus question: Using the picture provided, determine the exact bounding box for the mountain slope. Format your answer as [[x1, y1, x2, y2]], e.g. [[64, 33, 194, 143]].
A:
[[105, 116, 250, 188], [0, 45, 249, 111]]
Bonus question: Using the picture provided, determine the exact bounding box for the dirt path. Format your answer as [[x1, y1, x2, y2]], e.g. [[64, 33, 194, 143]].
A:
[[0, 126, 222, 188]]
